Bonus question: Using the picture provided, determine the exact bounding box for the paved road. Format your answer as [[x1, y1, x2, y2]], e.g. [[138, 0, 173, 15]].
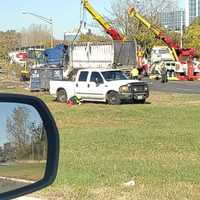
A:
[[0, 179, 28, 193], [149, 80, 200, 94], [0, 177, 41, 199]]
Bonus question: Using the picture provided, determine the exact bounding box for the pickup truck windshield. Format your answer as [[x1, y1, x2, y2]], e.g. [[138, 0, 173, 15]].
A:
[[101, 71, 128, 81]]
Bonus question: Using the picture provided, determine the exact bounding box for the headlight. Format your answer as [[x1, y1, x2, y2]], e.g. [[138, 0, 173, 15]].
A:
[[144, 86, 148, 91], [119, 85, 129, 93]]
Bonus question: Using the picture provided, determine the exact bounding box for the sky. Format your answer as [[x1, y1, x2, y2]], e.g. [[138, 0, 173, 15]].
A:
[[0, 0, 184, 40]]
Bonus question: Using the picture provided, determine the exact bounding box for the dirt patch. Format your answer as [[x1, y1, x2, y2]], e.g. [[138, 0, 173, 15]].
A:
[[0, 81, 28, 89], [0, 75, 29, 90]]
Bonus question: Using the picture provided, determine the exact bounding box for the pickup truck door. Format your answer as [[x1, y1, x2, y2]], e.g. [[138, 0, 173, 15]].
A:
[[86, 72, 106, 100], [75, 71, 90, 99]]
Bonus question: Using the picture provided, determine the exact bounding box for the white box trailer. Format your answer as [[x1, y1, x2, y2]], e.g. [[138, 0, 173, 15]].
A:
[[65, 41, 137, 77], [70, 42, 114, 69]]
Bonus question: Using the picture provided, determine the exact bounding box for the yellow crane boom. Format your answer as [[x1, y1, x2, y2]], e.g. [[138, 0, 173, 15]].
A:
[[128, 6, 179, 61], [82, 0, 124, 41]]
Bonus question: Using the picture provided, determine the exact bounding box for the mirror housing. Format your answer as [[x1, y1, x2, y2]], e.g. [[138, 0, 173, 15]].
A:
[[95, 77, 99, 84], [95, 77, 102, 85], [0, 93, 59, 200]]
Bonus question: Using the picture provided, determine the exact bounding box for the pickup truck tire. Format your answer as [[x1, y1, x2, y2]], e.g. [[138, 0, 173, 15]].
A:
[[107, 91, 121, 105], [138, 99, 145, 104], [133, 99, 146, 104], [57, 89, 67, 103]]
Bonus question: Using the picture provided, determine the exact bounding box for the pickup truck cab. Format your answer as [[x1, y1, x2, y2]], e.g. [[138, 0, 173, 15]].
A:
[[50, 69, 149, 105]]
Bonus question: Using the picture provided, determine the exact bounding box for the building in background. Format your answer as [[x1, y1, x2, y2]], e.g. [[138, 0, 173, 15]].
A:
[[158, 10, 185, 31], [64, 32, 81, 42], [134, 0, 183, 31], [185, 0, 200, 26], [64, 27, 92, 42]]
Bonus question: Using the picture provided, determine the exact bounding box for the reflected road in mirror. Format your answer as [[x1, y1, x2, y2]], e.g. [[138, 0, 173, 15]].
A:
[[0, 103, 47, 193]]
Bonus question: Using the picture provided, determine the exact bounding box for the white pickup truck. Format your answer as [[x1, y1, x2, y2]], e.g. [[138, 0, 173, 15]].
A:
[[50, 69, 149, 105]]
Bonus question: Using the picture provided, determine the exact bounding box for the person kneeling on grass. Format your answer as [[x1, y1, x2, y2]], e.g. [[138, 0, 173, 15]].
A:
[[67, 96, 82, 106]]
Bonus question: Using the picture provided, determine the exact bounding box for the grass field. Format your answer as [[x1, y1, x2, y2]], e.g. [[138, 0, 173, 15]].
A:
[[1, 89, 200, 200], [0, 162, 46, 181]]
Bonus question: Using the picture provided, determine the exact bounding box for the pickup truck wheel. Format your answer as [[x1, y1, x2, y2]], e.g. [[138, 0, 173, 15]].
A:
[[57, 89, 67, 103], [138, 99, 145, 104], [107, 92, 121, 105]]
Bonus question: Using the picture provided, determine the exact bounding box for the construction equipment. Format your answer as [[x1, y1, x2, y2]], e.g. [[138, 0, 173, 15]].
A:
[[81, 0, 148, 73], [128, 6, 198, 80], [81, 0, 124, 41], [18, 52, 29, 81], [20, 63, 30, 81]]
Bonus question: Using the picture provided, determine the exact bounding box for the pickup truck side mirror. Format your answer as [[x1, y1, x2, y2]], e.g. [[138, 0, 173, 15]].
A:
[[95, 77, 103, 85], [0, 93, 59, 200]]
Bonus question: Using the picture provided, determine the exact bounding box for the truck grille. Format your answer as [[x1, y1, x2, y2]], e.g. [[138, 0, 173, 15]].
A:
[[129, 83, 147, 93]]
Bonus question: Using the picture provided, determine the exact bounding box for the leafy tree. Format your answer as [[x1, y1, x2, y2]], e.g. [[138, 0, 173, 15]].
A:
[[21, 24, 52, 47], [0, 30, 21, 60], [78, 33, 109, 42], [29, 123, 47, 160], [184, 16, 200, 57], [6, 106, 47, 161], [6, 106, 31, 159], [109, 0, 178, 54]]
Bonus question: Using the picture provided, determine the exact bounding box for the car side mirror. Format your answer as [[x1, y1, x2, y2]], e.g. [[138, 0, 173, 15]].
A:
[[95, 77, 102, 85], [0, 93, 59, 200], [95, 77, 99, 84]]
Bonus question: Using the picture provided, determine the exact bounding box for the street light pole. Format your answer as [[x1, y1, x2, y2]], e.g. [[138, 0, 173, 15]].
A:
[[22, 12, 54, 48], [180, 9, 183, 48], [50, 18, 54, 48]]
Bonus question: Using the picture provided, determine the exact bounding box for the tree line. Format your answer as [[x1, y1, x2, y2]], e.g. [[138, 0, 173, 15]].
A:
[[0, 25, 52, 62], [0, 0, 200, 60]]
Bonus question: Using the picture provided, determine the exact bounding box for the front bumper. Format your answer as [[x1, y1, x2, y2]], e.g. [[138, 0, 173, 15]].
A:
[[119, 82, 149, 101], [120, 92, 149, 100]]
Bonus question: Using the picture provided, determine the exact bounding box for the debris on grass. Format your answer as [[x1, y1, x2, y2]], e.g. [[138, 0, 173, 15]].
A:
[[124, 180, 136, 187]]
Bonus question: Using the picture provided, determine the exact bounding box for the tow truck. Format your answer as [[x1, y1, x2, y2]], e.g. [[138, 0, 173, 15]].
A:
[[128, 6, 199, 81], [81, 0, 146, 73]]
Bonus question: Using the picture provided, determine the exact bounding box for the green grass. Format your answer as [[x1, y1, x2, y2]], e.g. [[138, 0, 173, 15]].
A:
[[1, 89, 200, 199], [0, 162, 46, 181]]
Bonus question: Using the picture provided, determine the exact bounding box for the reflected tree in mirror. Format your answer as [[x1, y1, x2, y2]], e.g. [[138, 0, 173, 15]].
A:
[[0, 103, 47, 193], [6, 105, 47, 162], [29, 122, 47, 161]]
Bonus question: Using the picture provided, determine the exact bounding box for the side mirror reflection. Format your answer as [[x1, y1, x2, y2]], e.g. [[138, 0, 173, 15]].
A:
[[0, 103, 47, 194]]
